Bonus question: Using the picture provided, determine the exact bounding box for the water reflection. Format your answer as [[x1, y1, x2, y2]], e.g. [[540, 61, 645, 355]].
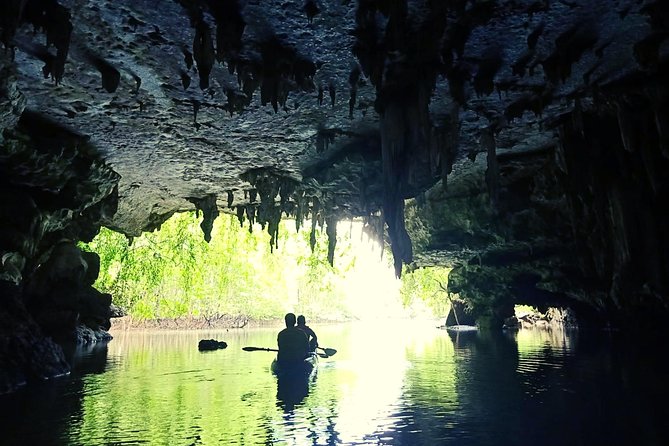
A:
[[276, 372, 313, 411], [1, 322, 669, 445], [62, 341, 110, 375]]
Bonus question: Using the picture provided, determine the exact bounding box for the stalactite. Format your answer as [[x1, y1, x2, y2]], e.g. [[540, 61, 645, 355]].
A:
[[236, 205, 245, 227], [473, 46, 503, 97], [21, 0, 73, 84], [210, 0, 245, 70], [540, 20, 598, 84], [279, 179, 295, 208], [268, 206, 281, 253], [309, 198, 320, 252], [378, 209, 386, 260], [187, 194, 219, 242], [257, 37, 317, 113], [380, 102, 413, 277], [245, 205, 256, 232], [180, 70, 190, 90], [182, 48, 193, 69], [325, 215, 337, 266], [83, 52, 120, 94], [295, 190, 306, 232], [481, 127, 499, 210], [193, 19, 215, 90]]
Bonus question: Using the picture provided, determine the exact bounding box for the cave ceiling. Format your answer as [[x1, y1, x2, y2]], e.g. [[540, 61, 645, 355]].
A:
[[2, 0, 666, 265]]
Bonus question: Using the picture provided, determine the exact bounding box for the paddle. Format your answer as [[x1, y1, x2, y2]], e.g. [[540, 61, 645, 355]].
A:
[[242, 346, 329, 358], [242, 346, 278, 352], [317, 347, 337, 357]]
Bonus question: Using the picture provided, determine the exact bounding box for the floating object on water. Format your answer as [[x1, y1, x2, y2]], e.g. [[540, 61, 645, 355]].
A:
[[198, 339, 228, 351], [445, 325, 479, 333], [436, 325, 479, 333]]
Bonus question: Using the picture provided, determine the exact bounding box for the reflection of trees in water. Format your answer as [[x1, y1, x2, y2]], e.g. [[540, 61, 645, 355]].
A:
[[12, 325, 668, 445], [513, 326, 578, 351]]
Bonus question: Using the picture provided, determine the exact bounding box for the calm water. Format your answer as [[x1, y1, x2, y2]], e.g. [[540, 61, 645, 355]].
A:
[[1, 321, 668, 446]]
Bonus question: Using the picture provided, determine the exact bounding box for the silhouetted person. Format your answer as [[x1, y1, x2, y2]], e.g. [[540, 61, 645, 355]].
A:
[[296, 315, 318, 352], [277, 313, 309, 362]]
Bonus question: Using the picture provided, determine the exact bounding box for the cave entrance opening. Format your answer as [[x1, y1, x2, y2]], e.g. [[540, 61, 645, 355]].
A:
[[80, 211, 433, 326]]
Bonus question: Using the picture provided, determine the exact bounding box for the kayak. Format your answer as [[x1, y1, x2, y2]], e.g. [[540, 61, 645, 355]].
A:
[[272, 353, 319, 408], [271, 352, 319, 379]]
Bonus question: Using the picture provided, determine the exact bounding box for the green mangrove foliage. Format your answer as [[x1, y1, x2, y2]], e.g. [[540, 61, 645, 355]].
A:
[[81, 212, 371, 320], [399, 266, 452, 317]]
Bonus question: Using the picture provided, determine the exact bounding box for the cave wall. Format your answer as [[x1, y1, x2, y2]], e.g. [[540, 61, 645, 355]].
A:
[[1, 53, 120, 392], [555, 89, 669, 326], [408, 83, 669, 329]]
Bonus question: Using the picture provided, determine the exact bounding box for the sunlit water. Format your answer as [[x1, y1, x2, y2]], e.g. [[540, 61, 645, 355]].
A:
[[2, 321, 668, 446]]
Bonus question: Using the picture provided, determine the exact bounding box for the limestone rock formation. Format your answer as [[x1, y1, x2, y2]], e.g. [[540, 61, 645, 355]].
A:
[[2, 0, 669, 391]]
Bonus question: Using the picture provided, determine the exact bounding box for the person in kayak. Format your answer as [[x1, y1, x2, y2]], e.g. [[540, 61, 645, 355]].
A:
[[277, 312, 309, 362], [296, 315, 318, 353]]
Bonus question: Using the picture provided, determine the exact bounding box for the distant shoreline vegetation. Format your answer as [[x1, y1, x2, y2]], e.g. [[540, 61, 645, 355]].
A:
[[109, 314, 351, 331], [80, 212, 357, 322], [81, 212, 452, 323]]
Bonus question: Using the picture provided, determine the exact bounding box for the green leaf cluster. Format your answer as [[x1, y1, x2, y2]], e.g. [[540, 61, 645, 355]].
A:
[[80, 212, 359, 320], [399, 265, 452, 317]]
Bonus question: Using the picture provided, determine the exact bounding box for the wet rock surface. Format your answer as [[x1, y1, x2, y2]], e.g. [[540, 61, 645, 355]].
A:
[[1, 78, 120, 391], [2, 0, 669, 389], [0, 281, 71, 395]]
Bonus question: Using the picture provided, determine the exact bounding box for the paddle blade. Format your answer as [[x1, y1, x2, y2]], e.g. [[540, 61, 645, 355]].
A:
[[242, 346, 277, 352], [319, 347, 337, 356]]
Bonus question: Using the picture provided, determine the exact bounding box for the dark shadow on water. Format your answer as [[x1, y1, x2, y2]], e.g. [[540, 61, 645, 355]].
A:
[[61, 340, 110, 375], [275, 373, 314, 411], [0, 340, 111, 445], [447, 329, 479, 349]]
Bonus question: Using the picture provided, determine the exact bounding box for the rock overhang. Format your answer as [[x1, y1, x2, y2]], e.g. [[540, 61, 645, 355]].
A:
[[4, 0, 669, 393], [2, 0, 668, 271]]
